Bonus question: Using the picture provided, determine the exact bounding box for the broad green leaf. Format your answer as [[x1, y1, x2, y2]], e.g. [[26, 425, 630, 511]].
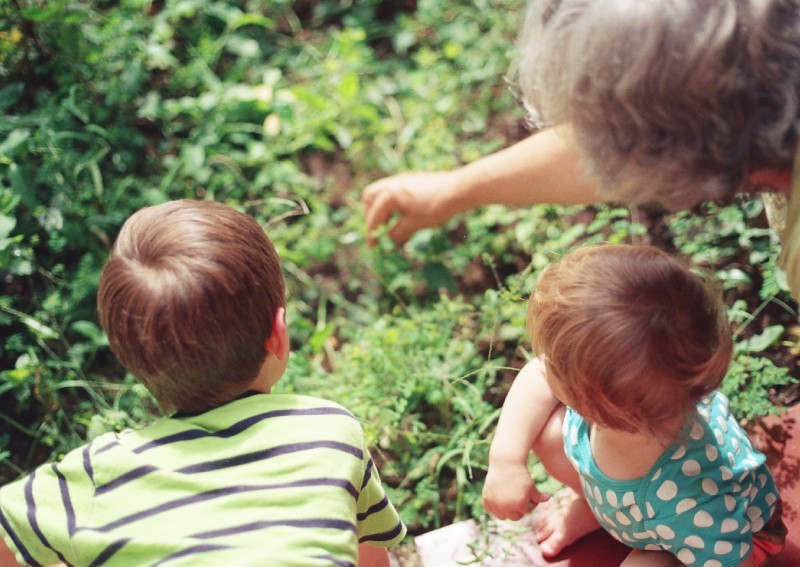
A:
[[0, 213, 15, 239], [0, 129, 29, 158], [21, 316, 59, 340], [735, 325, 784, 354], [20, 5, 62, 22]]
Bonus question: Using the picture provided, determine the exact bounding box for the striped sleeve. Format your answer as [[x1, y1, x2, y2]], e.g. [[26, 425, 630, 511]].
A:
[[355, 449, 406, 546], [0, 443, 95, 566]]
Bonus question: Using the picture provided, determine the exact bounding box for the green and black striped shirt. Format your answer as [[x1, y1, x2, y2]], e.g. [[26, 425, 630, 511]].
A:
[[0, 393, 406, 566]]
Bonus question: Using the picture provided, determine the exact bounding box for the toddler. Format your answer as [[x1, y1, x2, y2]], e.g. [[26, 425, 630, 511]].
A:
[[483, 244, 786, 566]]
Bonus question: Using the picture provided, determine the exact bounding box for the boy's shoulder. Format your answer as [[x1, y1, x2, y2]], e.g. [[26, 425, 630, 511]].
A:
[[10, 393, 366, 487], [266, 392, 355, 413], [140, 392, 360, 439], [223, 392, 359, 424], [60, 393, 366, 485]]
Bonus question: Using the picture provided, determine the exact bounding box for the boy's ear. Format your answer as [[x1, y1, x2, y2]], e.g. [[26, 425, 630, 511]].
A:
[[264, 307, 289, 361]]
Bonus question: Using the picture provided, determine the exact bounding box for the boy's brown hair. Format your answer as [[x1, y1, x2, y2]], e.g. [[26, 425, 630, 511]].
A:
[[97, 199, 285, 413], [527, 244, 733, 433]]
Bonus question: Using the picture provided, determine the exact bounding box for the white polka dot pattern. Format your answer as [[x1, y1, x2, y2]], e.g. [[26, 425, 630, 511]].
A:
[[657, 480, 678, 501], [682, 459, 701, 476], [562, 392, 780, 565]]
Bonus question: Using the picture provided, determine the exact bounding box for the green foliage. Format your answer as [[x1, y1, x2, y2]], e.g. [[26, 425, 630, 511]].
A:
[[669, 200, 790, 300], [2, 0, 796, 543], [280, 297, 508, 532], [722, 355, 792, 423]]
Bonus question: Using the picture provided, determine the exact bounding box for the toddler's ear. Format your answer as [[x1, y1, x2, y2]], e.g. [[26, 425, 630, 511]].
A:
[[264, 307, 289, 361]]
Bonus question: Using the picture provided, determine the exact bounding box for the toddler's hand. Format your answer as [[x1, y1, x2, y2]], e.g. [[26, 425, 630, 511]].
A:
[[482, 463, 549, 521]]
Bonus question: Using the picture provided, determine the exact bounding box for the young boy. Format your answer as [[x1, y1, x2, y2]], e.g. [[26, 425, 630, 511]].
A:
[[0, 199, 406, 566], [483, 244, 786, 566]]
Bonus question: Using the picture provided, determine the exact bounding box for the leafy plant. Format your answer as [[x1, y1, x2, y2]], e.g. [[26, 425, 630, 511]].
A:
[[280, 297, 510, 532], [722, 355, 792, 423], [2, 1, 796, 552]]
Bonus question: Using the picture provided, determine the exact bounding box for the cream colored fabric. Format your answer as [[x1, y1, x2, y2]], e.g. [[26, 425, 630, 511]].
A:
[[777, 147, 800, 301], [763, 193, 789, 237]]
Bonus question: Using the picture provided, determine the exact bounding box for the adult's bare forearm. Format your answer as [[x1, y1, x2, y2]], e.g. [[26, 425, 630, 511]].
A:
[[450, 126, 601, 213]]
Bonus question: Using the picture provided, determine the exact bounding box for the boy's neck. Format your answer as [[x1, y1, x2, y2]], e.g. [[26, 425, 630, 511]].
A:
[[172, 390, 263, 418], [248, 353, 287, 394], [248, 372, 276, 394]]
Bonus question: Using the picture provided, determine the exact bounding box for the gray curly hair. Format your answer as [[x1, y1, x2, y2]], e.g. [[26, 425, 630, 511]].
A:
[[518, 0, 800, 210]]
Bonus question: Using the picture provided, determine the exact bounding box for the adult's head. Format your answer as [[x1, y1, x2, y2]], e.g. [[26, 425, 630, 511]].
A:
[[97, 199, 285, 413], [519, 0, 800, 210]]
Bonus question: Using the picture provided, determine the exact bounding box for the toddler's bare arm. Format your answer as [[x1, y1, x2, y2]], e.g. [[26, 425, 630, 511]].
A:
[[483, 358, 562, 520]]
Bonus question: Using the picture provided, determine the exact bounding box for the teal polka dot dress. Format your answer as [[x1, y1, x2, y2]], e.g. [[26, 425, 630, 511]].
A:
[[563, 392, 780, 566]]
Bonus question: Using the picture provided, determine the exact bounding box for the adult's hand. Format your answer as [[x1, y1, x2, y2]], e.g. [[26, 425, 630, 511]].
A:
[[362, 127, 600, 247], [362, 171, 463, 246]]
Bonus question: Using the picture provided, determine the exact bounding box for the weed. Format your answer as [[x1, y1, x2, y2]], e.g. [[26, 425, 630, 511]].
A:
[[2, 0, 796, 541]]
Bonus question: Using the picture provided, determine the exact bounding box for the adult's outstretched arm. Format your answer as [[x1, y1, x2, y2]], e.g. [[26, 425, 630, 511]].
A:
[[362, 126, 601, 246]]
